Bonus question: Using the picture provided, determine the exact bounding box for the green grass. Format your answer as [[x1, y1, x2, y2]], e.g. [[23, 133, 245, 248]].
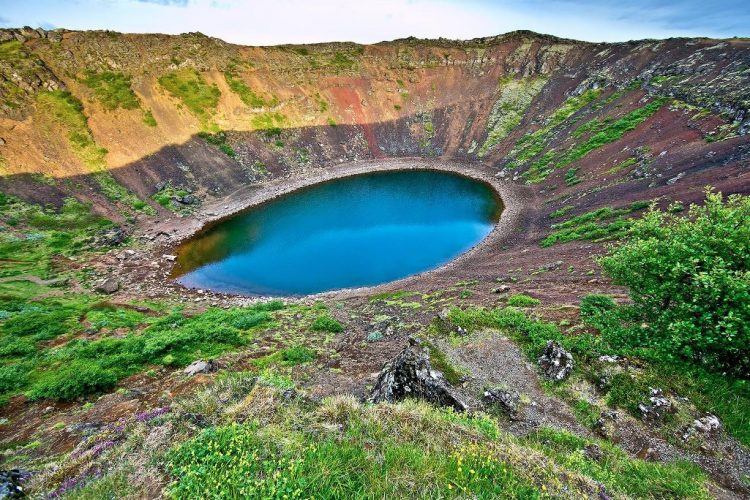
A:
[[556, 98, 667, 169], [0, 290, 284, 401], [251, 112, 287, 134], [82, 71, 140, 111], [564, 167, 582, 186], [525, 427, 710, 498], [197, 131, 236, 157], [225, 70, 275, 108], [142, 109, 157, 127], [158, 68, 221, 126], [35, 90, 152, 213], [506, 294, 540, 307], [423, 341, 464, 385], [510, 88, 603, 169], [540, 201, 651, 247], [549, 205, 573, 219]]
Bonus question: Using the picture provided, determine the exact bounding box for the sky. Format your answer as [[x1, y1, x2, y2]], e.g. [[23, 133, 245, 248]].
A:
[[0, 0, 747, 45]]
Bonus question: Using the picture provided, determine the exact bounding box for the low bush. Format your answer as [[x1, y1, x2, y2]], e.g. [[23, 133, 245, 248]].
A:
[[311, 314, 344, 333], [507, 294, 540, 307], [281, 345, 316, 365]]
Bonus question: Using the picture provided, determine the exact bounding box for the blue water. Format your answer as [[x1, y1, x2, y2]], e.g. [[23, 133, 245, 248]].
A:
[[172, 170, 501, 295]]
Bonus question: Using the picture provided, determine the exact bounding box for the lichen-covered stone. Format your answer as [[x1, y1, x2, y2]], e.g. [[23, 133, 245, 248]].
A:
[[369, 338, 467, 411]]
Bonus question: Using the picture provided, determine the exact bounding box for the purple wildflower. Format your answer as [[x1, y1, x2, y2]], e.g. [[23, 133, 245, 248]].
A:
[[135, 406, 172, 423]]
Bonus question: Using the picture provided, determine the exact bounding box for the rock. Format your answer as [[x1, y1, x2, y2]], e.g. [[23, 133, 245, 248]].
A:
[[97, 227, 126, 246], [95, 277, 120, 294], [0, 469, 30, 499], [583, 443, 604, 461], [666, 172, 685, 185], [594, 410, 618, 438], [537, 340, 574, 381], [368, 338, 467, 411], [181, 194, 197, 205], [638, 388, 673, 424], [163, 254, 177, 262], [539, 260, 564, 272], [492, 285, 510, 294], [183, 359, 217, 376], [597, 355, 621, 363], [0, 138, 5, 146], [482, 388, 518, 416], [682, 414, 722, 441], [155, 180, 168, 191]]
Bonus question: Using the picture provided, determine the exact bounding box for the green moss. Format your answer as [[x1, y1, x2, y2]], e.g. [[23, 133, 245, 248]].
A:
[[478, 76, 548, 157]]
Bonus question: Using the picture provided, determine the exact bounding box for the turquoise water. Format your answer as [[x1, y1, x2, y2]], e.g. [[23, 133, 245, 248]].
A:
[[172, 170, 501, 296]]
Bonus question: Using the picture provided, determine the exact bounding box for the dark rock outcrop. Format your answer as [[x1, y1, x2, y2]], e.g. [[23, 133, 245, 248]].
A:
[[638, 388, 673, 424], [537, 340, 574, 381], [0, 469, 30, 499], [369, 338, 467, 411], [482, 388, 519, 416]]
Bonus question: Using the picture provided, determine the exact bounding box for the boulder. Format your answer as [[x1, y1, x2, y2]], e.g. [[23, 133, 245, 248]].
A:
[[0, 469, 30, 499], [682, 414, 722, 441], [368, 338, 467, 411], [97, 227, 126, 246], [583, 444, 604, 462], [482, 388, 518, 416], [492, 285, 510, 294], [183, 359, 217, 376], [95, 277, 120, 294], [537, 340, 574, 380]]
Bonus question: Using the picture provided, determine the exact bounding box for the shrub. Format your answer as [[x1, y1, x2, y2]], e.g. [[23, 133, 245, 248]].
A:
[[507, 294, 540, 307], [599, 190, 750, 375], [311, 314, 344, 333], [28, 362, 119, 400], [281, 346, 316, 365]]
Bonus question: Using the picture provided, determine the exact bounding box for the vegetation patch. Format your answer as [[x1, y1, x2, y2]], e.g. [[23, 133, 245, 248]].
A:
[[540, 200, 650, 247], [82, 71, 140, 111], [556, 97, 667, 169], [310, 313, 344, 333], [507, 294, 540, 307], [158, 68, 221, 126], [36, 90, 152, 213], [0, 300, 282, 402], [225, 67, 276, 108], [478, 76, 548, 157], [197, 131, 236, 157], [526, 427, 709, 498]]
